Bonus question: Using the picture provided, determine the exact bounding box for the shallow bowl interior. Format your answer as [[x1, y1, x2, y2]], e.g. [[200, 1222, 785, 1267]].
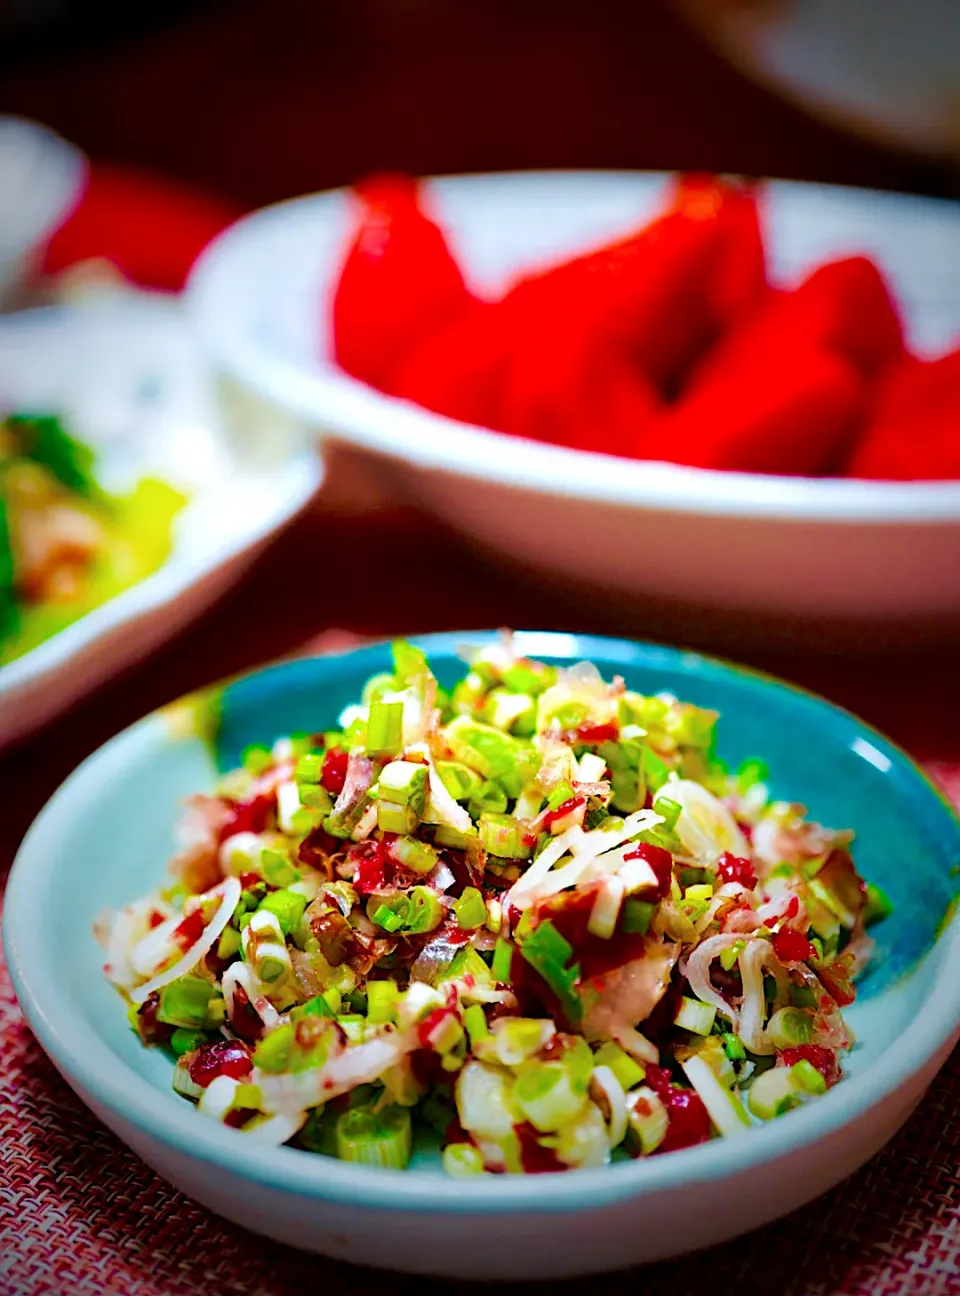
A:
[[6, 632, 960, 1272]]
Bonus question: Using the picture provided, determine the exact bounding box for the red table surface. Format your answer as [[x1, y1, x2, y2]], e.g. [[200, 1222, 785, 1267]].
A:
[[2, 497, 959, 1296]]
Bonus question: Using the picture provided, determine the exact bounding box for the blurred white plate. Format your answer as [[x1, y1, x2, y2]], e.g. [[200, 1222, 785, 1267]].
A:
[[186, 171, 960, 630], [0, 293, 322, 748], [0, 115, 86, 304]]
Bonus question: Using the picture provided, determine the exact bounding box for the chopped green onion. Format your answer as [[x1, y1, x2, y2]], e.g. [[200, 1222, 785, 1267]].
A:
[[463, 1003, 489, 1046], [372, 899, 409, 933], [514, 1062, 586, 1133], [546, 781, 576, 812], [242, 744, 273, 776], [376, 799, 419, 834], [378, 760, 428, 810], [366, 980, 399, 1025], [719, 940, 746, 972], [469, 780, 509, 818], [362, 671, 398, 705], [484, 688, 536, 735], [863, 882, 893, 928], [216, 926, 242, 961], [491, 937, 514, 984], [261, 849, 300, 888], [478, 813, 532, 860], [291, 995, 336, 1021], [335, 1105, 412, 1170], [502, 660, 555, 695], [791, 1058, 827, 1095], [169, 1027, 209, 1058], [445, 715, 539, 798], [766, 1007, 815, 1049], [674, 996, 717, 1036], [441, 1142, 485, 1178], [454, 887, 487, 931], [593, 1041, 645, 1091], [641, 746, 671, 794], [433, 823, 478, 850], [654, 796, 682, 831], [294, 751, 325, 784], [257, 888, 307, 936], [253, 1024, 294, 1073], [621, 898, 655, 935], [389, 835, 438, 875], [518, 919, 581, 1025], [157, 976, 216, 1030], [297, 783, 333, 812], [722, 1032, 746, 1062], [365, 700, 404, 757], [392, 639, 430, 684], [790, 985, 817, 1009], [747, 1065, 806, 1119], [407, 886, 444, 934], [436, 761, 483, 803]]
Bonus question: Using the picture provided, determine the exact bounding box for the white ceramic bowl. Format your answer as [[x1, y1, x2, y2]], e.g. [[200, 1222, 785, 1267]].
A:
[[6, 631, 960, 1279], [0, 115, 86, 304], [186, 171, 960, 631], [0, 294, 322, 748]]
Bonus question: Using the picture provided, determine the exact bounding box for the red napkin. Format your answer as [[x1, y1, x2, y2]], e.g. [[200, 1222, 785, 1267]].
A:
[[41, 162, 244, 291]]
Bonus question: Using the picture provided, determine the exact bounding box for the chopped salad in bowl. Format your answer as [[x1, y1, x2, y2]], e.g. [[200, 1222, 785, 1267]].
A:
[[99, 636, 890, 1176]]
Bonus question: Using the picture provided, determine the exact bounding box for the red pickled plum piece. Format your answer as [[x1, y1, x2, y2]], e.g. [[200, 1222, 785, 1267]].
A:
[[188, 1039, 253, 1088]]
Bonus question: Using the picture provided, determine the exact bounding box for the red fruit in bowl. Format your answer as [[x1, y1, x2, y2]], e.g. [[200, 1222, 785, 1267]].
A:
[[649, 345, 866, 475], [332, 174, 475, 390], [847, 346, 960, 480]]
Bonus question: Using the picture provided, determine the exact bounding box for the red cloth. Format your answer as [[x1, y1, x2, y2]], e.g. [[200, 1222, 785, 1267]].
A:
[[41, 162, 245, 291]]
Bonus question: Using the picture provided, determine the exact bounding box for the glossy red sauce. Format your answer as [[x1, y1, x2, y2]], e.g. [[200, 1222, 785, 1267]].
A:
[[321, 747, 349, 795], [223, 1107, 260, 1129], [574, 722, 619, 745], [172, 908, 206, 950], [717, 851, 757, 890], [188, 1039, 253, 1088], [513, 1121, 566, 1173], [542, 796, 586, 830], [781, 1044, 840, 1087], [622, 842, 673, 900], [773, 928, 816, 964], [219, 793, 274, 842]]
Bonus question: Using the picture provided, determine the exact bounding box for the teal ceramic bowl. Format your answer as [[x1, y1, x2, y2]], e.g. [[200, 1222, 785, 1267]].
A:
[[6, 632, 960, 1279]]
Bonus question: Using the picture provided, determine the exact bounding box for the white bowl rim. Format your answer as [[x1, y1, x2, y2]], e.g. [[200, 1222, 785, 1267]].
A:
[[186, 170, 960, 524], [5, 630, 960, 1215]]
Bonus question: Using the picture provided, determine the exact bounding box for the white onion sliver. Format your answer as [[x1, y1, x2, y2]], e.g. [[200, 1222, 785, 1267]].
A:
[[129, 877, 242, 1004], [425, 759, 473, 833], [610, 1025, 660, 1066], [680, 933, 746, 1026], [222, 962, 281, 1032], [591, 1065, 628, 1150], [258, 1029, 417, 1115], [240, 1112, 306, 1144]]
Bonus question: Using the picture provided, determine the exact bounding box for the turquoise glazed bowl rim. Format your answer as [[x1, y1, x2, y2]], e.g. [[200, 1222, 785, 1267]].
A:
[[6, 630, 960, 1216]]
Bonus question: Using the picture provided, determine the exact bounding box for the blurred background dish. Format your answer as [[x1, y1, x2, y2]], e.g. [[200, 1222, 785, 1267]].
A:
[[678, 0, 960, 161], [0, 292, 322, 749], [186, 170, 960, 633], [0, 115, 86, 307]]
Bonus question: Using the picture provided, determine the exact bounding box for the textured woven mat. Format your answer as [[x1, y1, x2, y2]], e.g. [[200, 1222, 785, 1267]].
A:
[[2, 530, 960, 1295]]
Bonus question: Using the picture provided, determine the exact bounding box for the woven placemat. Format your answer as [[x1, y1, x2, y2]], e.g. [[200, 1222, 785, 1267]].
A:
[[2, 668, 959, 1296]]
